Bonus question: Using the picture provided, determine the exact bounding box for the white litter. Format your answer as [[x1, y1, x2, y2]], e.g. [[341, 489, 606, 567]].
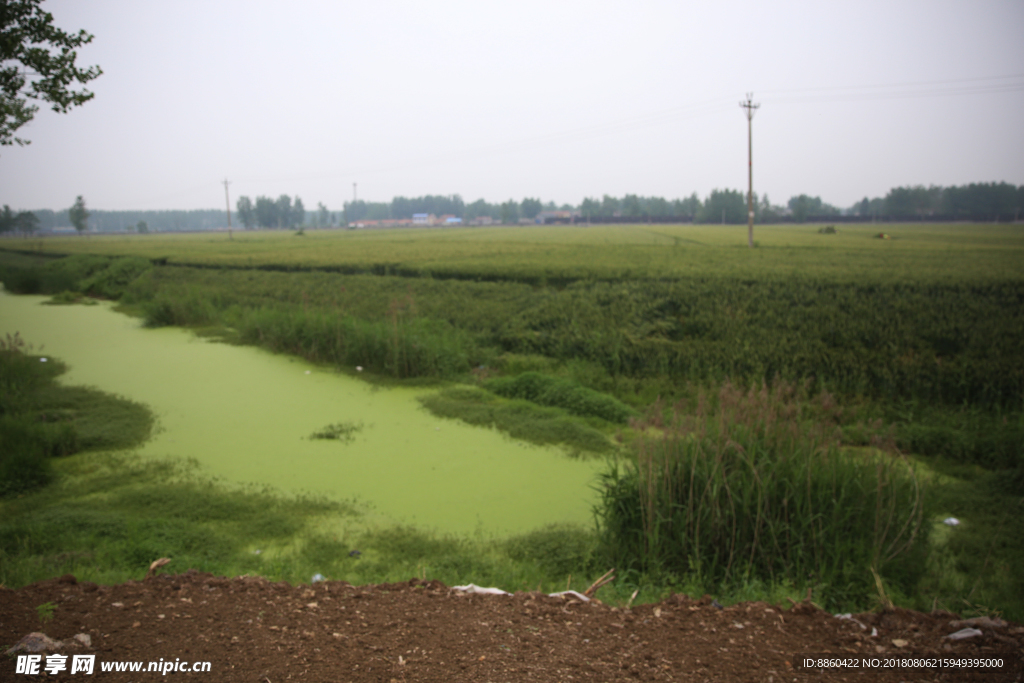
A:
[[40, 357, 47, 362], [311, 573, 326, 583], [305, 370, 310, 375], [452, 584, 510, 595], [356, 366, 363, 372], [834, 613, 867, 630], [452, 585, 591, 602], [944, 627, 982, 640], [548, 590, 591, 602], [943, 517, 961, 526]]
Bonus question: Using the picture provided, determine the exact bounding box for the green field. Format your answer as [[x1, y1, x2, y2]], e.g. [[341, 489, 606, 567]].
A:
[[8, 222, 1024, 282], [1, 222, 1022, 617]]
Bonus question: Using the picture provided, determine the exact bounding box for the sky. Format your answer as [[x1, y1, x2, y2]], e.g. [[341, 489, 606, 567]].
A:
[[2, 0, 1023, 212]]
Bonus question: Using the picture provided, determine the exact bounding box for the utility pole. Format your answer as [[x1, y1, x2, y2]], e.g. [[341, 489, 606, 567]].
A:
[[223, 178, 233, 240], [353, 182, 357, 202], [739, 93, 760, 248]]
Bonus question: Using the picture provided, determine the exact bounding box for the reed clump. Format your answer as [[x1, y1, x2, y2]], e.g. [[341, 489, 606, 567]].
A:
[[597, 380, 926, 610]]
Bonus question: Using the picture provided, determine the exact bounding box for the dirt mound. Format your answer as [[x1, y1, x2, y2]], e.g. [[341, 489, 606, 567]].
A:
[[2, 571, 1020, 682]]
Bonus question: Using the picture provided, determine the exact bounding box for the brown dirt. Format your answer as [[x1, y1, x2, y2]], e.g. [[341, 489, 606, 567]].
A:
[[2, 572, 1020, 682]]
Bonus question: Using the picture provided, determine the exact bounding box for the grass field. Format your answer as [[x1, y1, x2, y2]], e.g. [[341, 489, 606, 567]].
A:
[[1, 222, 1022, 617], [6, 222, 1024, 283]]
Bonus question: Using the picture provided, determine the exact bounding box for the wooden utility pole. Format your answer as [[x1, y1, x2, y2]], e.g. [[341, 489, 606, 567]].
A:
[[740, 93, 760, 248], [223, 178, 233, 240]]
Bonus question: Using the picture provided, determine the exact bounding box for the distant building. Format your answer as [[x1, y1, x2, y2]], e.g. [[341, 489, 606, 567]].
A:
[[469, 216, 495, 226], [412, 213, 433, 225], [442, 215, 462, 225]]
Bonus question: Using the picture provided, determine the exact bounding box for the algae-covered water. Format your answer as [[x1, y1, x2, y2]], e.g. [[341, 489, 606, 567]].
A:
[[0, 291, 600, 535]]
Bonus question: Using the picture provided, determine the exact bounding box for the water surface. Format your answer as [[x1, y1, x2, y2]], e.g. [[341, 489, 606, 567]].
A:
[[0, 291, 600, 535]]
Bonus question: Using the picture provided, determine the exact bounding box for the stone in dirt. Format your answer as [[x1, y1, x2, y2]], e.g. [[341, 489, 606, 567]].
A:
[[4, 632, 92, 656]]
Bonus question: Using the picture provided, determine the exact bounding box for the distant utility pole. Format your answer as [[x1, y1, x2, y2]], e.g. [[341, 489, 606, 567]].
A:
[[353, 182, 357, 202], [740, 93, 760, 248], [223, 177, 233, 240]]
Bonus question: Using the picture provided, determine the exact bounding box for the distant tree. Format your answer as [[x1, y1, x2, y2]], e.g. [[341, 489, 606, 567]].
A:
[[254, 196, 277, 228], [599, 195, 619, 217], [621, 194, 642, 218], [884, 185, 942, 218], [645, 196, 672, 218], [236, 196, 255, 229], [276, 195, 292, 228], [464, 198, 496, 222], [499, 200, 518, 224], [136, 220, 148, 234], [343, 200, 367, 223], [68, 195, 89, 234], [0, 205, 14, 233], [316, 202, 329, 228], [942, 182, 1018, 220], [788, 195, 816, 223], [1, 0, 103, 148], [758, 194, 785, 223], [520, 197, 542, 220], [696, 189, 745, 224], [292, 196, 305, 227], [674, 193, 701, 219], [580, 197, 599, 222], [15, 210, 39, 235]]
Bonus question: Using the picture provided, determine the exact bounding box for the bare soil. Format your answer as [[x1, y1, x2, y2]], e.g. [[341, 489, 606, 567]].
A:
[[2, 572, 1020, 682]]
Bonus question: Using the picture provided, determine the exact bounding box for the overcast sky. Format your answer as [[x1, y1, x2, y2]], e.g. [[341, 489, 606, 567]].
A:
[[2, 0, 1023, 212]]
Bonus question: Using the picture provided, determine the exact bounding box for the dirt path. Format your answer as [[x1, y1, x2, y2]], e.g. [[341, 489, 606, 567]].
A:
[[2, 572, 1020, 682]]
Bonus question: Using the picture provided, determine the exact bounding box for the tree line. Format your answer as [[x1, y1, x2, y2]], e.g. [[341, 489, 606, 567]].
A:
[[853, 182, 1024, 221], [5, 181, 1022, 235]]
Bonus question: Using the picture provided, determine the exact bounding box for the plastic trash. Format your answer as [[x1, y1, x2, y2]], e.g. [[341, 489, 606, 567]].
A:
[[944, 627, 982, 641], [548, 590, 590, 602], [943, 517, 960, 526], [348, 550, 361, 558], [305, 370, 311, 375], [311, 573, 325, 583], [356, 366, 363, 372], [452, 584, 510, 596], [39, 358, 47, 362], [834, 613, 867, 630]]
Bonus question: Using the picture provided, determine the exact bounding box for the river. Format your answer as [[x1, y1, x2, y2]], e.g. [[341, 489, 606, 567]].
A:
[[0, 290, 601, 535]]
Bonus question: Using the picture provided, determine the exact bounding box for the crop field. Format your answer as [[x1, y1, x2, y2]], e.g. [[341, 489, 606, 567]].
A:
[[8, 222, 1024, 283], [1, 221, 1023, 618]]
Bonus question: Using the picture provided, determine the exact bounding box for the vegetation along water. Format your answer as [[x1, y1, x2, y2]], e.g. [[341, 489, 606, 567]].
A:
[[1, 222, 1021, 618]]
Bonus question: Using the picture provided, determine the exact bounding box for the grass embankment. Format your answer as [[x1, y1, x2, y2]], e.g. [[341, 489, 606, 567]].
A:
[[1, 224, 1022, 617]]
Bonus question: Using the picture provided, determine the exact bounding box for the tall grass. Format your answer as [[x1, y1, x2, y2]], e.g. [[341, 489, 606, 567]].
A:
[[0, 333, 154, 498], [597, 381, 927, 610], [235, 305, 483, 379]]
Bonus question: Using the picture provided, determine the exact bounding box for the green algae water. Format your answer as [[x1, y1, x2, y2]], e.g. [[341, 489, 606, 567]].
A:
[[0, 290, 600, 535]]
